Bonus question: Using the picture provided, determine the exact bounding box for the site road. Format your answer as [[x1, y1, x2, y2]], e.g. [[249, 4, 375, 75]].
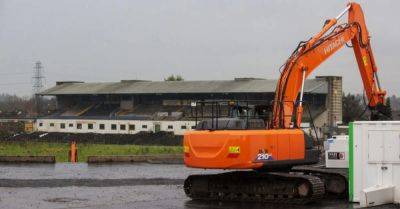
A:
[[0, 163, 398, 209]]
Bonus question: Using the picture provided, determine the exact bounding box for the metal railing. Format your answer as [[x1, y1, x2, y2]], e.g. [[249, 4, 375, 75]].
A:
[[190, 100, 272, 130]]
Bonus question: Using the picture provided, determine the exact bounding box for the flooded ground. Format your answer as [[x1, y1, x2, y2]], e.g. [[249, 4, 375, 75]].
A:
[[0, 163, 398, 209], [0, 163, 222, 179]]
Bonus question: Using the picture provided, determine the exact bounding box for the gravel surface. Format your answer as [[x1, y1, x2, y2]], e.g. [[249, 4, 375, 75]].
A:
[[0, 163, 399, 209], [1, 186, 399, 209]]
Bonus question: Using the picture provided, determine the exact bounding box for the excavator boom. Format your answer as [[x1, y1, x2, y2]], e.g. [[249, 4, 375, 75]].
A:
[[272, 3, 386, 129]]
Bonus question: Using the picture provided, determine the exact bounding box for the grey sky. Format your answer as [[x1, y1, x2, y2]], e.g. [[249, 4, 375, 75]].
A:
[[0, 0, 399, 96]]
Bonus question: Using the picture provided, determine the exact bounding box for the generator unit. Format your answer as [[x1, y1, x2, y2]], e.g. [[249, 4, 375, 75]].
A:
[[325, 135, 349, 168]]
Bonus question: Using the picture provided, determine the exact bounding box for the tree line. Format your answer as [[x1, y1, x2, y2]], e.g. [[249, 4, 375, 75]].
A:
[[0, 94, 56, 118], [342, 93, 397, 124]]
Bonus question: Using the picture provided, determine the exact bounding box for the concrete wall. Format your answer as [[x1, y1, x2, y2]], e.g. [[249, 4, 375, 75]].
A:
[[36, 119, 196, 135], [312, 110, 328, 137], [317, 76, 343, 127], [120, 100, 134, 110]]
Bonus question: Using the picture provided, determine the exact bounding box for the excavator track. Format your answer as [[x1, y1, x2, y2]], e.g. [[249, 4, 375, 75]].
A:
[[292, 165, 348, 197], [184, 171, 325, 204]]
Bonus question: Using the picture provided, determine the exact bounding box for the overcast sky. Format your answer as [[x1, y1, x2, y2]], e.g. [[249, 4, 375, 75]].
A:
[[0, 0, 399, 96]]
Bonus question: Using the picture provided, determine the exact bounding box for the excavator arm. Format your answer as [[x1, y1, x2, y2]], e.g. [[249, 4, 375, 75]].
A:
[[272, 3, 386, 129]]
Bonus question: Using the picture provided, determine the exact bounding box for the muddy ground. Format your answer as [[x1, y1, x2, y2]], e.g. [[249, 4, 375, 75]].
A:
[[0, 163, 398, 209]]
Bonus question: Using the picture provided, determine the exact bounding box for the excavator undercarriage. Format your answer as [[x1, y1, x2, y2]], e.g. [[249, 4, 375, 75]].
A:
[[184, 165, 349, 204], [184, 171, 325, 204]]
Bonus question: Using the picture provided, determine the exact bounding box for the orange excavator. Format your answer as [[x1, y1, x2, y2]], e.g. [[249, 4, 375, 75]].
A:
[[183, 2, 386, 203]]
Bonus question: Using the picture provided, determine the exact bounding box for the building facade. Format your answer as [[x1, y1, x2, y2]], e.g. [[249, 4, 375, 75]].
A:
[[38, 76, 342, 136]]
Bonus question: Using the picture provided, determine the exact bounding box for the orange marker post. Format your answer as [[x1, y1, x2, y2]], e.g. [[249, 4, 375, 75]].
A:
[[69, 141, 78, 163]]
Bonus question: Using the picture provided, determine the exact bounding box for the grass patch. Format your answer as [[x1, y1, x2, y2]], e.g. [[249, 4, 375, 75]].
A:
[[0, 141, 182, 162]]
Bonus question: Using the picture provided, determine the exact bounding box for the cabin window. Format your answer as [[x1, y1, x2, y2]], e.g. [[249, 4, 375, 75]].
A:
[[111, 124, 117, 130], [129, 124, 135, 130]]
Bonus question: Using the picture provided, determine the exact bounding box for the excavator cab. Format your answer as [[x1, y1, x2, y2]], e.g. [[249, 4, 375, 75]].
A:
[[192, 100, 271, 131]]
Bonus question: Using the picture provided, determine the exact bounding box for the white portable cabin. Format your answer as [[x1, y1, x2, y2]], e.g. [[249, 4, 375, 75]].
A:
[[350, 121, 400, 207]]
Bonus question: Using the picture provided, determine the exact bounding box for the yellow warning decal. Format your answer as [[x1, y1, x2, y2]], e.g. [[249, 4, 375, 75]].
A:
[[228, 146, 240, 154], [362, 56, 368, 66], [184, 146, 189, 153]]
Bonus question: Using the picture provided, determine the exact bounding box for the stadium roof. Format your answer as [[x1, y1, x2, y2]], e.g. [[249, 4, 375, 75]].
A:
[[39, 78, 329, 95]]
